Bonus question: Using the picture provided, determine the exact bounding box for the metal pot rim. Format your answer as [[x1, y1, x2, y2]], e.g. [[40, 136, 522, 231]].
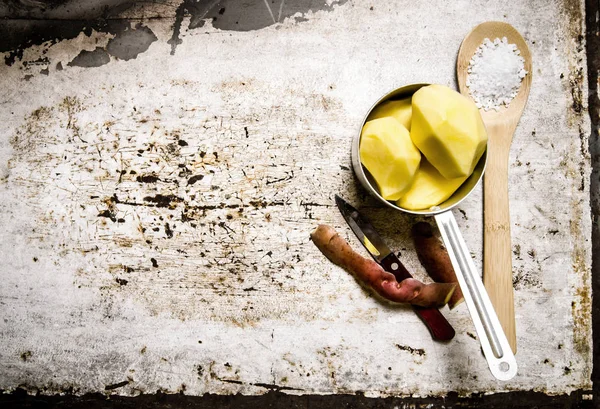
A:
[[351, 83, 488, 216]]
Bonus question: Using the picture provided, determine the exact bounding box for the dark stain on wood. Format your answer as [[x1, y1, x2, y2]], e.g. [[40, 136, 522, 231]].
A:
[[115, 278, 128, 286], [104, 380, 129, 391], [97, 209, 117, 222], [20, 351, 32, 362], [137, 174, 160, 183], [187, 175, 204, 185], [395, 344, 426, 357], [165, 222, 173, 238], [143, 194, 182, 208], [2, 388, 593, 407]]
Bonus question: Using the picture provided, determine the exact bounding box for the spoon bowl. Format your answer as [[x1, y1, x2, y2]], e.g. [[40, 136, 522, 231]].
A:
[[456, 21, 532, 354], [457, 21, 532, 123]]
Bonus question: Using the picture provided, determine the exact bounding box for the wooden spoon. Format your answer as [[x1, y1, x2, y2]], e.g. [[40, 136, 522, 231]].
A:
[[456, 22, 532, 354]]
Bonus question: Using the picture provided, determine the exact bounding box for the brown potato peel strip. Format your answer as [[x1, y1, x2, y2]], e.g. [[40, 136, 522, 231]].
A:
[[411, 221, 465, 309], [311, 224, 456, 308]]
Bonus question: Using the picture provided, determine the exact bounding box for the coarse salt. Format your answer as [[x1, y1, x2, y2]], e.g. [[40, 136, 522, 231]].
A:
[[466, 37, 527, 111]]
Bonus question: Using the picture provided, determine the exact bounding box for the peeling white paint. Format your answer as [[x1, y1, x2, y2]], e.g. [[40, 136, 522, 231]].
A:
[[0, 0, 592, 397]]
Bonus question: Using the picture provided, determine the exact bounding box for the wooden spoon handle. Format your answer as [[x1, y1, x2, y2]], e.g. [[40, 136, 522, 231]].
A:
[[483, 140, 517, 354]]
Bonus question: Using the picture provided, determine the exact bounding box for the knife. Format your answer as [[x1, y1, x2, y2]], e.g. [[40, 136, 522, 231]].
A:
[[335, 195, 455, 341]]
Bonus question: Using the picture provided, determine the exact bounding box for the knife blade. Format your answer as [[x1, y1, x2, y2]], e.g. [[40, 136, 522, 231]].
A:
[[335, 195, 391, 263], [335, 194, 455, 341]]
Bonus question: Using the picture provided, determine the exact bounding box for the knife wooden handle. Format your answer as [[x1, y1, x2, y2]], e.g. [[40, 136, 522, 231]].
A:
[[412, 305, 456, 341], [380, 252, 413, 281], [380, 253, 455, 341]]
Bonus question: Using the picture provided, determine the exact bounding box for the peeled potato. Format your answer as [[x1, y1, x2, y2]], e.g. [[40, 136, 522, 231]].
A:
[[367, 98, 412, 130], [360, 117, 421, 201], [411, 84, 487, 179], [397, 159, 467, 210]]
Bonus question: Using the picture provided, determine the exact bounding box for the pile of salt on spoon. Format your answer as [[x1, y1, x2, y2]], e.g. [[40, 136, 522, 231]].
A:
[[466, 37, 527, 111]]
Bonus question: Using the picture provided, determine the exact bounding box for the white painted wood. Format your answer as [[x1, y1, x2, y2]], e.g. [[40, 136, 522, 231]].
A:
[[0, 0, 592, 397]]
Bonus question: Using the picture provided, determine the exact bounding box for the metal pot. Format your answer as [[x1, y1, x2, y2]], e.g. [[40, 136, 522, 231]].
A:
[[352, 83, 517, 381]]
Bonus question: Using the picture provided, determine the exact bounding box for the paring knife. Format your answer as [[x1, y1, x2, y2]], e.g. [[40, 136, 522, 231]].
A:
[[335, 195, 455, 341]]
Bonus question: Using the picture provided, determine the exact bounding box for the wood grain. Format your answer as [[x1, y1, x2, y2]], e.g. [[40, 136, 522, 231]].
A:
[[457, 22, 533, 354], [0, 2, 592, 397]]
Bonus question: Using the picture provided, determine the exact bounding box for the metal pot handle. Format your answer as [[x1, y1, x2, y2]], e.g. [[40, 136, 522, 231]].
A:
[[434, 211, 517, 381]]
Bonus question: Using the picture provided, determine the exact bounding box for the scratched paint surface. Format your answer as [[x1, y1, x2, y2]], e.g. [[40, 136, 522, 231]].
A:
[[0, 0, 592, 397]]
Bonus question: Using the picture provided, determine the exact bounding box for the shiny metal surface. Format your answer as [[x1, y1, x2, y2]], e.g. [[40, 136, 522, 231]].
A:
[[334, 195, 391, 263], [353, 83, 517, 380]]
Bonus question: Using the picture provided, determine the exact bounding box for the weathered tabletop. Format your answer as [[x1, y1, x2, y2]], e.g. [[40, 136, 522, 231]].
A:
[[0, 0, 592, 398]]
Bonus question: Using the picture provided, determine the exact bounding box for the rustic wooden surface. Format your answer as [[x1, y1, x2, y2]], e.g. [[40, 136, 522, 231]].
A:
[[0, 0, 593, 399]]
